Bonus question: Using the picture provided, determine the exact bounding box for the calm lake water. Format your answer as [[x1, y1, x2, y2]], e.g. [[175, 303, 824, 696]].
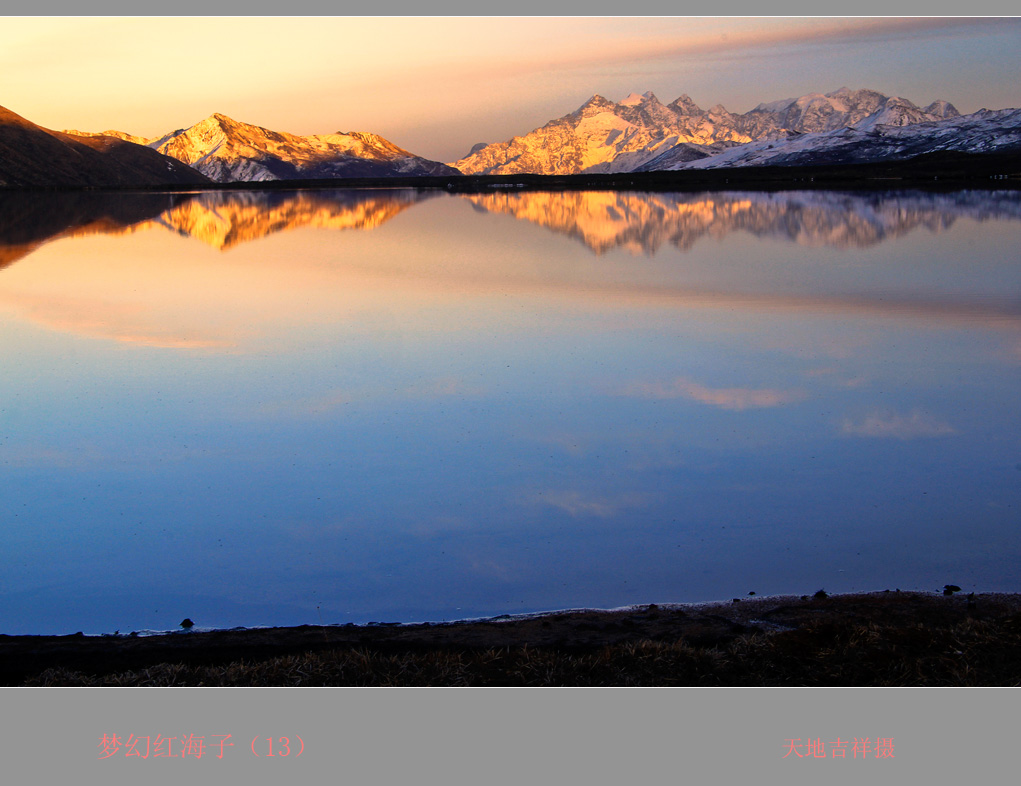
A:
[[2, 187, 1020, 634]]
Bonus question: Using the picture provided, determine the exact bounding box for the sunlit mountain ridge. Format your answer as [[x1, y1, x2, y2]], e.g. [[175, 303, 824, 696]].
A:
[[453, 88, 966, 175], [6, 85, 1018, 187], [67, 114, 459, 183]]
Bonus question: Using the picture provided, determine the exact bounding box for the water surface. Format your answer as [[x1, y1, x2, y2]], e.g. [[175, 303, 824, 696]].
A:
[[2, 187, 1020, 634]]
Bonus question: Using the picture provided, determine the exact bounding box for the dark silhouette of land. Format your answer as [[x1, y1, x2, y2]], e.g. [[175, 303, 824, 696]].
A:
[[2, 146, 1018, 194], [6, 591, 1021, 686], [0, 105, 210, 188]]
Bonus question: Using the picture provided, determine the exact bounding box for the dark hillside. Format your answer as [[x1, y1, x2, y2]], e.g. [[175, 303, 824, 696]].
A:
[[0, 105, 210, 188]]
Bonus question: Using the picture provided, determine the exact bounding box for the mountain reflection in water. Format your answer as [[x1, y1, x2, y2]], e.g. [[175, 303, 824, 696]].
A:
[[2, 185, 1020, 634], [464, 189, 1021, 254], [1, 188, 1019, 264], [0, 190, 190, 269], [0, 188, 436, 263], [149, 189, 438, 250]]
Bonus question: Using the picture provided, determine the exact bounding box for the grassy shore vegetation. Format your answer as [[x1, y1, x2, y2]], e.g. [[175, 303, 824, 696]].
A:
[[5, 591, 1021, 687]]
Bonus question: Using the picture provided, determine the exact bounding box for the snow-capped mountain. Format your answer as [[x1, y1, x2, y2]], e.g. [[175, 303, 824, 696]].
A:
[[640, 107, 1021, 171], [451, 88, 962, 175], [23, 87, 1020, 185], [737, 87, 957, 137], [73, 114, 460, 183], [451, 91, 745, 176]]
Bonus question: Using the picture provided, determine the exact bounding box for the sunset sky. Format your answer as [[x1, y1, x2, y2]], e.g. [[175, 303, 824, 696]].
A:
[[2, 16, 1020, 163]]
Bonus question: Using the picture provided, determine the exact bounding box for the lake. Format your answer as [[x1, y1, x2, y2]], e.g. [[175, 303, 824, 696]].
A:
[[2, 187, 1020, 635]]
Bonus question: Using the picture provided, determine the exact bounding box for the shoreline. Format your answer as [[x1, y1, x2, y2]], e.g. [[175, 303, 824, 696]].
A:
[[1, 149, 1019, 194], [43, 588, 986, 639], [5, 590, 1021, 686]]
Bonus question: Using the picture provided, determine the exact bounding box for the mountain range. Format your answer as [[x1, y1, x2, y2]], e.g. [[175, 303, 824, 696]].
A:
[[66, 114, 459, 182], [639, 107, 1021, 172], [1, 86, 1019, 188], [451, 88, 980, 175]]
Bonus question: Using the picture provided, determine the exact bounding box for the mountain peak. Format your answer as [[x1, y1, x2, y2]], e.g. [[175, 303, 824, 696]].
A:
[[619, 91, 661, 107], [577, 95, 615, 113], [924, 99, 961, 119], [149, 113, 456, 182], [206, 112, 242, 127], [193, 113, 254, 135], [669, 94, 703, 115]]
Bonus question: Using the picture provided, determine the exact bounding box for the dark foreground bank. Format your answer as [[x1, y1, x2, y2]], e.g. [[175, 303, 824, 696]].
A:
[[5, 591, 1021, 686], [3, 149, 1019, 195]]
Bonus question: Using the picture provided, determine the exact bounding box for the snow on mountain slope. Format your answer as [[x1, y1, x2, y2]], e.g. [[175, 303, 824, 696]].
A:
[[584, 141, 718, 174], [453, 88, 963, 176], [640, 107, 1021, 171], [146, 114, 460, 182], [73, 114, 459, 183], [450, 92, 751, 176]]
